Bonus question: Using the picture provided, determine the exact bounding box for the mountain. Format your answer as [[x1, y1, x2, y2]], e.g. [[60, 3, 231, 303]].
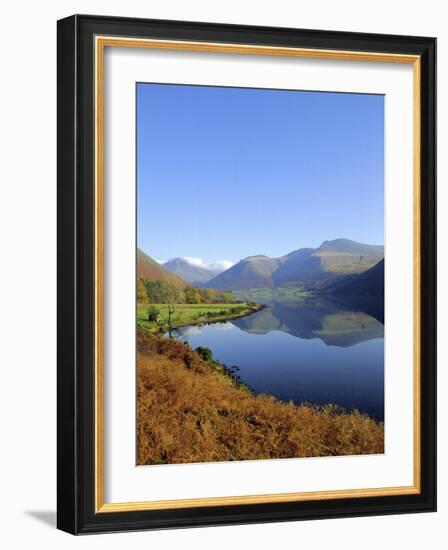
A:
[[137, 249, 186, 287], [207, 239, 384, 292], [330, 259, 384, 297], [207, 255, 280, 291], [317, 239, 384, 256], [272, 239, 384, 289], [163, 257, 214, 285]]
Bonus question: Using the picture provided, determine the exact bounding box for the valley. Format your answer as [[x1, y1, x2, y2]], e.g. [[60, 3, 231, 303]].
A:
[[136, 237, 385, 461], [155, 238, 384, 297]]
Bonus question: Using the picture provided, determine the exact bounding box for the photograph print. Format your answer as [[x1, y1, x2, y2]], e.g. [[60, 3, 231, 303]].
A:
[[136, 83, 385, 466]]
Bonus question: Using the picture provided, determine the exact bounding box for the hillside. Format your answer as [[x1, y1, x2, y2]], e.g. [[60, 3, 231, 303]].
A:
[[137, 248, 186, 287], [318, 239, 384, 256], [137, 329, 384, 464], [207, 255, 280, 291], [207, 239, 384, 292], [163, 257, 214, 284], [330, 259, 385, 297], [272, 239, 384, 288]]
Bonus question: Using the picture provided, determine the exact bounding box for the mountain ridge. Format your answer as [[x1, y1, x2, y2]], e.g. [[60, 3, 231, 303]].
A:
[[207, 255, 281, 291], [163, 257, 214, 284], [137, 239, 384, 295], [207, 239, 384, 292]]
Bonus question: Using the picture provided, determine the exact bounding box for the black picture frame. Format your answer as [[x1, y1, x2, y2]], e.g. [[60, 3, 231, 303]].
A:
[[57, 14, 436, 534]]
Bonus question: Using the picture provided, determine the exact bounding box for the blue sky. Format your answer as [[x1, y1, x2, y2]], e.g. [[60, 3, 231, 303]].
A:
[[137, 83, 384, 266]]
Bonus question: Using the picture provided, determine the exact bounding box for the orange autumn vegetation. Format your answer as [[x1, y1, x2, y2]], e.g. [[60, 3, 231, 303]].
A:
[[137, 329, 384, 465]]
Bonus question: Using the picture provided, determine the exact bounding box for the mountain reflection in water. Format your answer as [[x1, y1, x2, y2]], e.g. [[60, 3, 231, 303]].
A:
[[232, 297, 384, 348], [173, 297, 384, 421]]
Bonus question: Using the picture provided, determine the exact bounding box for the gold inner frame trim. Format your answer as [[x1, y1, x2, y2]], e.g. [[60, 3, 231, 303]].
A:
[[94, 35, 421, 513]]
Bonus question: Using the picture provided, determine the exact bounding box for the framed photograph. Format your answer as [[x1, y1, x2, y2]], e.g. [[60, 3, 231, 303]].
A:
[[57, 15, 436, 534]]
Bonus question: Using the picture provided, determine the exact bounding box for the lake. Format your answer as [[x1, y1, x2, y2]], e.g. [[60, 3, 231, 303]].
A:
[[171, 297, 384, 421]]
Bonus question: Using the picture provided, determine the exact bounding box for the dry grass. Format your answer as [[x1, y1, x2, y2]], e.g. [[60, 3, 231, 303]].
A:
[[137, 329, 384, 465]]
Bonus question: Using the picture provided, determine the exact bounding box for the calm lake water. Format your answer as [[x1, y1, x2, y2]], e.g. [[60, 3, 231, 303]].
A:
[[172, 298, 384, 421]]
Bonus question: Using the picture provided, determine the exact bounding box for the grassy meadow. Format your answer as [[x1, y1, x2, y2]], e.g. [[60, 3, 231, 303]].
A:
[[137, 328, 384, 465], [137, 301, 262, 331], [233, 286, 311, 303]]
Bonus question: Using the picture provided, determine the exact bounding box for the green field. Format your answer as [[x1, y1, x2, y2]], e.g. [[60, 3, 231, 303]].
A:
[[137, 302, 263, 331], [233, 287, 311, 303]]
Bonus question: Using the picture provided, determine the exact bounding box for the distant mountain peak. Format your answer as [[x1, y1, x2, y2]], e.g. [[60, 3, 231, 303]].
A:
[[245, 254, 270, 261], [322, 238, 357, 245], [162, 256, 233, 284], [317, 238, 384, 254], [207, 255, 280, 291], [163, 257, 214, 284]]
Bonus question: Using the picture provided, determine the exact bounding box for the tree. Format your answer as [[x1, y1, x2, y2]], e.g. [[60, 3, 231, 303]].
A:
[[164, 283, 182, 333], [167, 299, 175, 326], [142, 280, 184, 304], [185, 286, 202, 304], [198, 287, 213, 303], [136, 278, 148, 303], [147, 306, 160, 322]]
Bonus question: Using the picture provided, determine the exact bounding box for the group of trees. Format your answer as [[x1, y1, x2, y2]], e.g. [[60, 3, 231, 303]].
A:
[[184, 286, 235, 304], [137, 278, 237, 305]]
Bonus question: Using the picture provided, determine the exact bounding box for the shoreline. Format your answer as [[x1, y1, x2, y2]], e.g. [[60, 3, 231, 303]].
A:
[[170, 302, 265, 330], [137, 328, 384, 464], [139, 302, 265, 334]]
